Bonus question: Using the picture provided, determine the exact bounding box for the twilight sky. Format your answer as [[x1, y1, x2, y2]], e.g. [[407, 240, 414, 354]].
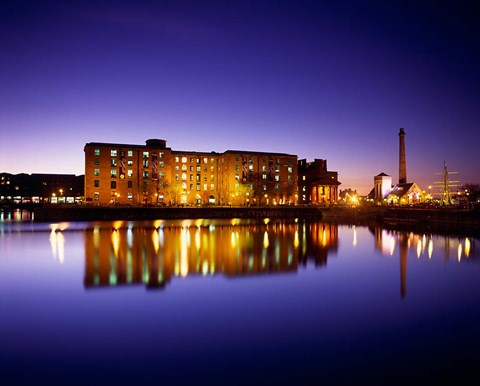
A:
[[1, 0, 479, 194]]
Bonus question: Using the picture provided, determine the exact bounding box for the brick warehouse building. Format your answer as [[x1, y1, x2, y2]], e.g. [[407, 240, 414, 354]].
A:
[[84, 139, 300, 206]]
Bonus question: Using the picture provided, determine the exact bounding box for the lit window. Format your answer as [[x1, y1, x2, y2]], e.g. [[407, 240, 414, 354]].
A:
[[159, 171, 164, 179], [263, 185, 267, 191], [248, 165, 253, 171], [210, 158, 214, 163], [262, 174, 267, 180], [175, 165, 180, 171], [159, 152, 164, 158], [143, 171, 149, 179], [175, 174, 179, 181], [111, 158, 117, 167], [275, 175, 280, 181], [111, 169, 117, 178], [235, 165, 240, 171], [196, 174, 200, 182], [235, 174, 240, 180], [204, 184, 207, 191], [127, 160, 133, 166], [275, 184, 279, 189], [196, 166, 201, 172], [196, 158, 200, 164], [210, 184, 214, 191], [94, 180, 99, 187], [196, 184, 200, 191], [94, 192, 99, 201], [94, 168, 100, 176], [159, 161, 164, 168], [182, 157, 187, 163], [111, 150, 117, 157], [302, 176, 306, 181], [175, 157, 179, 162], [211, 175, 214, 181], [143, 152, 149, 158], [127, 170, 133, 178], [189, 174, 193, 181], [203, 158, 208, 163], [288, 166, 293, 173], [210, 166, 214, 172], [182, 173, 187, 181], [204, 176, 207, 182], [262, 165, 267, 172], [189, 183, 193, 190], [94, 149, 100, 156], [127, 150, 133, 157], [143, 159, 149, 168], [302, 186, 306, 191]]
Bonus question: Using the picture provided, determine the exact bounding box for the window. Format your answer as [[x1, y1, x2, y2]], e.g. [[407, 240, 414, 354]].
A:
[[175, 174, 179, 181], [262, 174, 267, 180], [143, 171, 149, 179], [175, 165, 180, 171], [249, 156, 253, 163], [94, 168, 100, 176], [94, 158, 100, 165], [175, 157, 179, 163], [248, 165, 253, 171], [159, 161, 164, 168], [196, 158, 200, 164], [275, 175, 280, 181], [235, 174, 240, 180], [190, 158, 194, 163], [211, 175, 214, 181], [111, 181, 116, 189], [302, 176, 306, 181], [203, 158, 208, 164], [182, 164, 187, 171], [94, 192, 99, 201], [196, 166, 201, 172], [196, 184, 200, 191], [127, 150, 133, 157], [262, 165, 267, 172], [235, 165, 240, 171], [210, 166, 215, 172], [94, 180, 99, 187], [143, 159, 149, 168], [111, 169, 117, 178], [159, 171, 164, 179], [196, 174, 200, 182], [204, 184, 207, 191], [262, 185, 267, 191], [127, 160, 133, 166], [288, 166, 293, 173], [94, 149, 100, 156], [203, 176, 207, 182], [189, 165, 193, 171], [182, 173, 187, 181], [189, 184, 193, 190], [127, 170, 133, 178], [143, 151, 149, 158], [182, 157, 187, 163], [127, 181, 132, 189], [190, 174, 193, 181], [111, 150, 117, 157], [159, 152, 164, 158], [275, 184, 279, 190], [111, 159, 117, 167], [210, 184, 214, 191]]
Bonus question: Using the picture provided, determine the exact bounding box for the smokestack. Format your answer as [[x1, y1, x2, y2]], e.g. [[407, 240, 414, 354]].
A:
[[399, 128, 407, 184]]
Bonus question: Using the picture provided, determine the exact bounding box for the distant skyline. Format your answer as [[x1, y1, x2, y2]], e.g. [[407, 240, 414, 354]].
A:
[[1, 0, 479, 194]]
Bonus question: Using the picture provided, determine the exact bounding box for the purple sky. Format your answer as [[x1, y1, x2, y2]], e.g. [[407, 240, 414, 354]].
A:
[[1, 0, 479, 194]]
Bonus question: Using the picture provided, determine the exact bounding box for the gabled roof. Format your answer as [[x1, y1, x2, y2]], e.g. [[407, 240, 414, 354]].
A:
[[376, 172, 390, 177]]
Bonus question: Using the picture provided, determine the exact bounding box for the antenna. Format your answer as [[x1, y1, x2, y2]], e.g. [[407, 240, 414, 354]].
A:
[[433, 161, 460, 205]]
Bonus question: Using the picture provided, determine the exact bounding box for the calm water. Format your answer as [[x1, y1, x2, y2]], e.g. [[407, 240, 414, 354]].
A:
[[1, 211, 479, 385]]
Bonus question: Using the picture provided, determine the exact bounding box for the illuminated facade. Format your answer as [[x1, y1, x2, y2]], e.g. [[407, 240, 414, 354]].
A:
[[297, 159, 340, 205], [84, 139, 298, 205]]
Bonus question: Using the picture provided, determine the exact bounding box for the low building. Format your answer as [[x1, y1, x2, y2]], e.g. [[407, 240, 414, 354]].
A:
[[385, 182, 425, 205], [0, 173, 84, 204], [297, 159, 341, 205], [84, 139, 298, 206]]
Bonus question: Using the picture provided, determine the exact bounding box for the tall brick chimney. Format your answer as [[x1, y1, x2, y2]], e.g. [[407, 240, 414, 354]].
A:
[[399, 128, 407, 184]]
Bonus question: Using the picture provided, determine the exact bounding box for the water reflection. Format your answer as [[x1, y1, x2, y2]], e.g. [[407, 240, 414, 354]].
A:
[[84, 220, 339, 290], [371, 227, 478, 298]]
